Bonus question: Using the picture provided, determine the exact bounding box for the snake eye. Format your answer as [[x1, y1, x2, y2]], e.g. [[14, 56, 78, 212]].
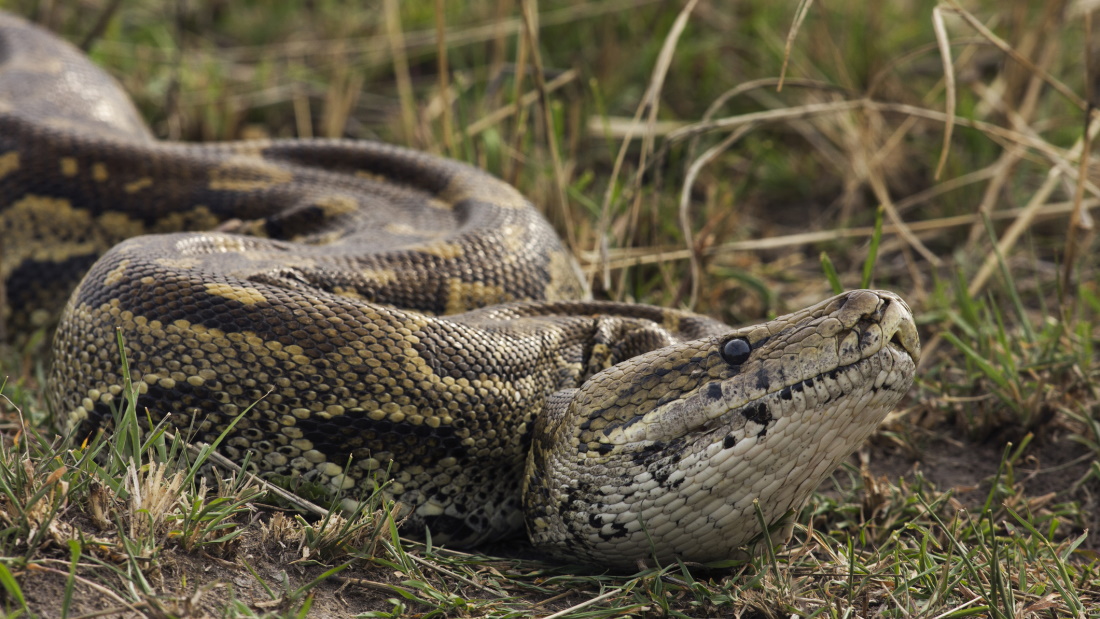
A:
[[720, 338, 751, 366]]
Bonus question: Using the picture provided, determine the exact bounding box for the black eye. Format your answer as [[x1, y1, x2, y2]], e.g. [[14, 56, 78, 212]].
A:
[[720, 338, 752, 366]]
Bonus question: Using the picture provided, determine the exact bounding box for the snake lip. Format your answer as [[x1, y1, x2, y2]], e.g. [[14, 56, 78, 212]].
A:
[[889, 330, 918, 363]]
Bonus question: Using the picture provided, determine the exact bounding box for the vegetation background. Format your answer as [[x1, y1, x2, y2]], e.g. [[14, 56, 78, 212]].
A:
[[0, 0, 1097, 616]]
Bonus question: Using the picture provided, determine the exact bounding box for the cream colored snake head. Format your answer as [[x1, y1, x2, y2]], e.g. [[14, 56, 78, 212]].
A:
[[525, 290, 919, 567]]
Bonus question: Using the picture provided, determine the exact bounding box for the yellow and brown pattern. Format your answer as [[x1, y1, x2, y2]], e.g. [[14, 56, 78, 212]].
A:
[[0, 12, 919, 568]]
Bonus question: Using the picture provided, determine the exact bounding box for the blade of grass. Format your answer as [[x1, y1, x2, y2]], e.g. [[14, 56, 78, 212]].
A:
[[61, 540, 81, 619], [861, 205, 885, 289], [0, 562, 26, 610], [821, 252, 844, 295]]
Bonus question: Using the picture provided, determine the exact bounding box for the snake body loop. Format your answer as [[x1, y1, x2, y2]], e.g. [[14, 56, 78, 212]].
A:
[[0, 12, 919, 568]]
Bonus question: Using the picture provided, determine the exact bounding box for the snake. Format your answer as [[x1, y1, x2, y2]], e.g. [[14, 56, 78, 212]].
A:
[[0, 11, 920, 568]]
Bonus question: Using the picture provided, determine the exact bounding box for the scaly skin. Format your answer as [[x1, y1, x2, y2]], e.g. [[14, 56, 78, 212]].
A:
[[0, 12, 919, 568]]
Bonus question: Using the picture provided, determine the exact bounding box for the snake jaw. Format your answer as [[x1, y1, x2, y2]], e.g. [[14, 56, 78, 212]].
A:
[[525, 290, 919, 569]]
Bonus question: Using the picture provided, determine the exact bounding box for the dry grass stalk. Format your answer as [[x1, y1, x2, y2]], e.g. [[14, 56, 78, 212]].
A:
[[1062, 107, 1097, 301], [777, 0, 815, 92], [865, 162, 940, 266], [519, 0, 576, 249], [465, 68, 577, 137], [435, 0, 455, 156], [581, 198, 1100, 273], [321, 44, 363, 139], [946, 0, 1084, 109], [487, 0, 514, 114], [968, 119, 1100, 297], [505, 0, 531, 186], [1062, 9, 1100, 300], [679, 125, 752, 308], [931, 6, 956, 181], [964, 4, 1065, 249], [126, 460, 185, 544], [594, 0, 698, 294], [292, 86, 313, 138], [384, 0, 417, 145]]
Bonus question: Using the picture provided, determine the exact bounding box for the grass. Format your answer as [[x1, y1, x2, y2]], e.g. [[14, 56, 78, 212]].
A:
[[1, 0, 1099, 616]]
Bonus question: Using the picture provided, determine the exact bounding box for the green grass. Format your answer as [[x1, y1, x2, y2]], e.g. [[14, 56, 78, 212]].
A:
[[1, 0, 1099, 616]]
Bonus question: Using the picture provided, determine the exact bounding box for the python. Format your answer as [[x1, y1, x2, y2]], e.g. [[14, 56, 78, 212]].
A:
[[0, 11, 918, 569]]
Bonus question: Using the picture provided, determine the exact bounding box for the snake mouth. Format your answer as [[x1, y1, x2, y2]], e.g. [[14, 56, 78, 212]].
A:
[[889, 330, 919, 363]]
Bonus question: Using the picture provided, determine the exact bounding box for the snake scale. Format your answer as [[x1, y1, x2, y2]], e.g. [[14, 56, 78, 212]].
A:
[[0, 12, 920, 568]]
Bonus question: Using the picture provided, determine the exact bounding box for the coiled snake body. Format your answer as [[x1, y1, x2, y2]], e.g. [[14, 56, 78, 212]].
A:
[[0, 13, 919, 568]]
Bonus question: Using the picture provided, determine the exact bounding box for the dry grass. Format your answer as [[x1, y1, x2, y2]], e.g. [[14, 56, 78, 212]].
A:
[[0, 0, 1099, 616]]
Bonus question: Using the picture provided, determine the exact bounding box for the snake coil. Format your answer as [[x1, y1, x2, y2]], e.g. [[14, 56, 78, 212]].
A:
[[0, 12, 919, 568]]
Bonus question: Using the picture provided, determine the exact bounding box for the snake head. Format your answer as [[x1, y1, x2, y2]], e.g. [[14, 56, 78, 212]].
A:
[[523, 289, 919, 569]]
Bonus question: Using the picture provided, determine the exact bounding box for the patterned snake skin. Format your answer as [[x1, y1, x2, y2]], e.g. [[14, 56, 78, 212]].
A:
[[0, 12, 920, 568]]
